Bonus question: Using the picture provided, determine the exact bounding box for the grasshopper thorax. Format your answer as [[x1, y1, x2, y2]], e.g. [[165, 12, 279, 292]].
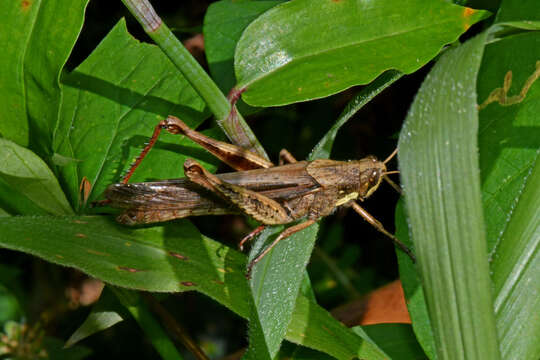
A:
[[306, 156, 387, 202]]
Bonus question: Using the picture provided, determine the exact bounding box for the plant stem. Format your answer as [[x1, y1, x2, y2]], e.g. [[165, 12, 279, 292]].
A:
[[120, 0, 269, 159]]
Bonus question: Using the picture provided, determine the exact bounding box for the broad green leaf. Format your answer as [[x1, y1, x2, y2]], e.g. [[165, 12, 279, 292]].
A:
[[204, 0, 285, 115], [495, 0, 540, 29], [398, 32, 501, 360], [0, 176, 49, 216], [234, 0, 489, 106], [477, 32, 540, 360], [204, 0, 284, 95], [0, 1, 33, 145], [0, 216, 249, 310], [0, 0, 89, 152], [54, 19, 213, 209], [0, 215, 381, 359], [243, 74, 401, 359], [0, 139, 73, 215]]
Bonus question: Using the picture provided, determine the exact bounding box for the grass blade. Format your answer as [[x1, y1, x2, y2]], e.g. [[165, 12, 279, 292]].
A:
[[398, 32, 501, 359]]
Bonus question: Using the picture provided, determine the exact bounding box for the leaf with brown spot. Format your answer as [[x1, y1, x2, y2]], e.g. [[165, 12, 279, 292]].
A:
[[168, 252, 189, 261], [118, 266, 143, 273], [0, 215, 388, 359]]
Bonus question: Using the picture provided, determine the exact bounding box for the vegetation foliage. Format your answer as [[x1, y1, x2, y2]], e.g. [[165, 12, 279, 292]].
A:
[[0, 0, 538, 359]]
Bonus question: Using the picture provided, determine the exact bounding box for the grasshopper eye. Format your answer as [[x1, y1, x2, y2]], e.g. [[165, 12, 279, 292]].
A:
[[368, 170, 380, 186]]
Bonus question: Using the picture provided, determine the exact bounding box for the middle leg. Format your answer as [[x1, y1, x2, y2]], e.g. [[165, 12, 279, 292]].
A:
[[246, 219, 317, 278]]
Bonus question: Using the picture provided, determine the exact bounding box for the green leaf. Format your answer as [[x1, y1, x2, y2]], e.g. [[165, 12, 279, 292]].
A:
[[245, 224, 320, 360], [397, 29, 540, 360], [234, 0, 489, 106], [477, 32, 540, 360], [65, 310, 123, 348], [0, 176, 49, 216], [495, 0, 540, 29], [0, 215, 387, 359], [54, 19, 213, 209], [204, 0, 284, 95], [0, 216, 249, 311], [360, 324, 427, 359], [204, 0, 285, 115], [395, 201, 435, 359], [491, 156, 539, 360], [0, 138, 73, 215], [65, 288, 124, 348], [0, 0, 89, 152], [477, 33, 540, 252], [398, 32, 501, 360]]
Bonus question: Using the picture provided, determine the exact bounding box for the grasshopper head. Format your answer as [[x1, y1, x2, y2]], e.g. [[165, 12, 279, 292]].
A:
[[360, 156, 386, 199]]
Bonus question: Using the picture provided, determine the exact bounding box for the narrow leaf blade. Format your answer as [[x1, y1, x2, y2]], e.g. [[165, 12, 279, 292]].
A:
[[492, 156, 540, 360], [245, 225, 319, 360], [398, 33, 501, 359]]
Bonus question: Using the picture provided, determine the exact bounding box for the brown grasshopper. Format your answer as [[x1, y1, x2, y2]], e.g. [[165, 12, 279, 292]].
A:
[[104, 116, 414, 275]]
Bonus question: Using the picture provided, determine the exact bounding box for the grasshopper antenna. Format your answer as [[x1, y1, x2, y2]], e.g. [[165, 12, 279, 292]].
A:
[[382, 148, 403, 195], [383, 147, 398, 164], [383, 173, 403, 195]]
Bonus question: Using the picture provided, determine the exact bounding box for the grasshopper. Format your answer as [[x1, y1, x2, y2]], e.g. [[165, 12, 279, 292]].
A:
[[104, 116, 414, 275]]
